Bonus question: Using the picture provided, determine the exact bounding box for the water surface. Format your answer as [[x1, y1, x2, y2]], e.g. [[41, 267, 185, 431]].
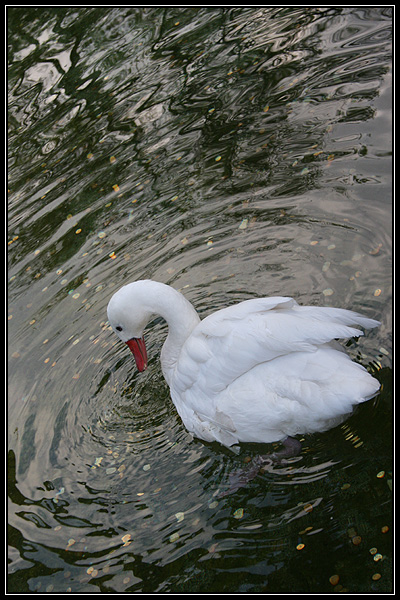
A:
[[8, 7, 392, 593]]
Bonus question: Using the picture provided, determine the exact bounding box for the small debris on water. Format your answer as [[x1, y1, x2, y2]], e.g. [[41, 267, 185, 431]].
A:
[[329, 574, 340, 586], [322, 288, 334, 296], [351, 535, 362, 546], [121, 534, 132, 546]]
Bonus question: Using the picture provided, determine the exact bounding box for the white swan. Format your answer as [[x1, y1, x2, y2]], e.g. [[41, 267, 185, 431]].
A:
[[107, 280, 380, 451]]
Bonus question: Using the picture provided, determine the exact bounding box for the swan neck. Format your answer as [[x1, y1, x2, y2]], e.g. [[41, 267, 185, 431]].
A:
[[150, 285, 200, 378]]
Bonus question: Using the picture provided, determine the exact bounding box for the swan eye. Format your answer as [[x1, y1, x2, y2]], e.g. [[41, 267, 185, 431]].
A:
[[116, 326, 123, 332]]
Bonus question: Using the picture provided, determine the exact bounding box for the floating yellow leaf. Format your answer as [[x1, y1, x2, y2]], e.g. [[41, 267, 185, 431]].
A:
[[369, 243, 383, 255], [322, 261, 330, 272], [322, 288, 334, 296], [112, 184, 120, 192], [233, 508, 244, 519], [329, 575, 340, 586]]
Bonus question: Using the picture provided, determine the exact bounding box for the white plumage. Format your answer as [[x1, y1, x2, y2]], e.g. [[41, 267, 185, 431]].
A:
[[107, 280, 380, 449]]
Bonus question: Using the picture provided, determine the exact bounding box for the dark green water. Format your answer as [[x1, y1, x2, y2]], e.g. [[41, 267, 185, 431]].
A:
[[8, 7, 392, 593]]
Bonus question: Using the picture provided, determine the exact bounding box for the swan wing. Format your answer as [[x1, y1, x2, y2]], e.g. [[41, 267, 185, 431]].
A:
[[174, 296, 379, 393]]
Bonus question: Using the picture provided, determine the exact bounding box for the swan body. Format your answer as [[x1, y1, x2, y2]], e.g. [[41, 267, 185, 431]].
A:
[[107, 280, 380, 448]]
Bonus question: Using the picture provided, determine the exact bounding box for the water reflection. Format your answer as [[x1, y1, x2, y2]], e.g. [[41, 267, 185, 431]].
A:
[[8, 6, 391, 594]]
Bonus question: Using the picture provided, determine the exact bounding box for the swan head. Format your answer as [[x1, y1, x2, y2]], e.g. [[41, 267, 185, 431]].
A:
[[107, 282, 154, 371]]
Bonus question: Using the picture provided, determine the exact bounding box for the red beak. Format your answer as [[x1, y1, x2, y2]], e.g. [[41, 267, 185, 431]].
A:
[[126, 336, 148, 372]]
